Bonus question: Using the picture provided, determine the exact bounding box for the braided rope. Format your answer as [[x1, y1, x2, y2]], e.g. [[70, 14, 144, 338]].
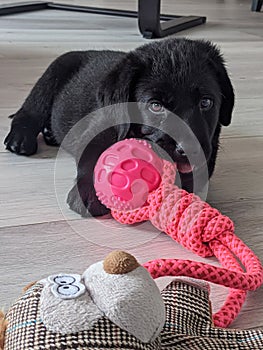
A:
[[112, 161, 263, 328]]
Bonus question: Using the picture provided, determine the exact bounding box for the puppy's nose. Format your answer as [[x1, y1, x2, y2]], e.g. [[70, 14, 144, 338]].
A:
[[175, 143, 201, 157], [175, 144, 187, 157]]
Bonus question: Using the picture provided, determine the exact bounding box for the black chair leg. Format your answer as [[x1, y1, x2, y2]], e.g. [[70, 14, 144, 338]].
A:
[[0, 1, 49, 15], [251, 0, 263, 11], [0, 1, 206, 39], [138, 0, 206, 39]]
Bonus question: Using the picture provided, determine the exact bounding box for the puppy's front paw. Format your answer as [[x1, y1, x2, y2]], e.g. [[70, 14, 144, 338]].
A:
[[67, 180, 110, 218], [4, 127, 38, 156]]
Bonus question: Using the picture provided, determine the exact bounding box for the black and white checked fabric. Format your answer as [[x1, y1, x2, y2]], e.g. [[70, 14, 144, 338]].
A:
[[4, 281, 263, 349], [161, 280, 263, 350]]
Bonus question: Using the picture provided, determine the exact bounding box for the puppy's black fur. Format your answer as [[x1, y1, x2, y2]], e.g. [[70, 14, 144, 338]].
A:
[[4, 38, 234, 217]]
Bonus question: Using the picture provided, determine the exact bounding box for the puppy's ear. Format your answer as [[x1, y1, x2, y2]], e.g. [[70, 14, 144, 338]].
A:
[[206, 43, 235, 126], [205, 41, 235, 126], [215, 62, 235, 126], [97, 53, 144, 106], [96, 53, 145, 141]]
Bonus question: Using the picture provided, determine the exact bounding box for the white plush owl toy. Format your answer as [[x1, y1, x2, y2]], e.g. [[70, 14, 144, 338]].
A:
[[1, 251, 263, 350]]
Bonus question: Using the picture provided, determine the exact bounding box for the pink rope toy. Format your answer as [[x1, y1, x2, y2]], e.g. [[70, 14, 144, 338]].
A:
[[94, 139, 263, 328]]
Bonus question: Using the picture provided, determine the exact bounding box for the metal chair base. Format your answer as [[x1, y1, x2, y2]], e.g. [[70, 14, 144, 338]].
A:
[[0, 1, 206, 39]]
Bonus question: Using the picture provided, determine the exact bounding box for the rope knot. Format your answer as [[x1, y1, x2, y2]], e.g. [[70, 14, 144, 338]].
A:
[[176, 206, 234, 257], [148, 161, 235, 257]]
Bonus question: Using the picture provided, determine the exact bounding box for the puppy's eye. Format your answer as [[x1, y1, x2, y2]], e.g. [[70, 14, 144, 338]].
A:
[[148, 101, 165, 114], [200, 98, 213, 111]]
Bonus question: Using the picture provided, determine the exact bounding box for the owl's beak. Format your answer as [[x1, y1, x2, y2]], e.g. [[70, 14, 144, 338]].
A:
[[103, 250, 140, 274]]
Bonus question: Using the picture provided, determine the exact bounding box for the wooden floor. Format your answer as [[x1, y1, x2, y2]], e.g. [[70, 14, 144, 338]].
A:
[[0, 0, 263, 330]]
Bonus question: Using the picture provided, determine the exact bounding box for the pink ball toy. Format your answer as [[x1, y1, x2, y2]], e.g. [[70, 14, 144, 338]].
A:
[[94, 139, 163, 211]]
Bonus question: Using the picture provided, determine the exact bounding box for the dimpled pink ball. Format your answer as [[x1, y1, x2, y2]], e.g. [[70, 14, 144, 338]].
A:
[[94, 139, 163, 211]]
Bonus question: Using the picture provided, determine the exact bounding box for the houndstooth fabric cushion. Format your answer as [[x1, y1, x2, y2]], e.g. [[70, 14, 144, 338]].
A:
[[161, 280, 263, 349], [4, 280, 263, 349]]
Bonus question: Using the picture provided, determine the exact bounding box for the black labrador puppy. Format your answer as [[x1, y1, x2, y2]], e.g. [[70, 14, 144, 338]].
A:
[[4, 38, 234, 217]]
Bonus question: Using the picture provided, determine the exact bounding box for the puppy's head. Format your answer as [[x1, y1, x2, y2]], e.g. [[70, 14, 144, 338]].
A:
[[97, 39, 234, 178]]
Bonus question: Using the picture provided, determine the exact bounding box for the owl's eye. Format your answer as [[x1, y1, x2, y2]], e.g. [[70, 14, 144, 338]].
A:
[[148, 101, 165, 114], [199, 97, 213, 111], [57, 284, 80, 296], [48, 274, 86, 299], [54, 275, 75, 285]]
